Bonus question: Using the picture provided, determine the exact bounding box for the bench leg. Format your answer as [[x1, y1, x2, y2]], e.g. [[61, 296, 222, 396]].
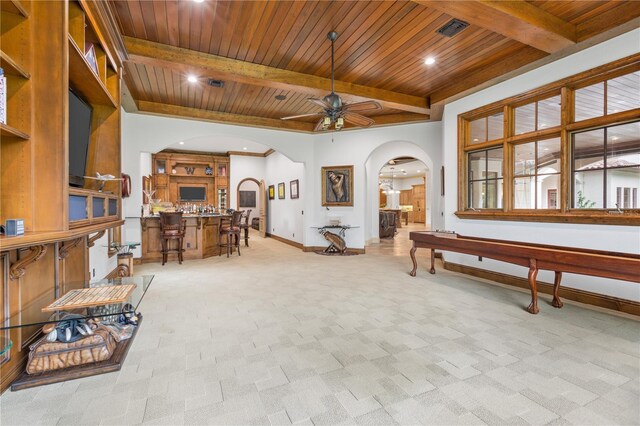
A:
[[409, 245, 418, 277], [552, 271, 563, 308], [527, 258, 540, 314], [429, 249, 436, 274]]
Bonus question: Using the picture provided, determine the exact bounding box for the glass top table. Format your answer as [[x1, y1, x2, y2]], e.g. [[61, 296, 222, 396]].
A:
[[107, 241, 141, 254], [0, 275, 153, 330]]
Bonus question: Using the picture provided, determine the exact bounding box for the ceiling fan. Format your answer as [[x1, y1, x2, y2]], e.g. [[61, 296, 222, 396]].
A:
[[281, 31, 382, 131]]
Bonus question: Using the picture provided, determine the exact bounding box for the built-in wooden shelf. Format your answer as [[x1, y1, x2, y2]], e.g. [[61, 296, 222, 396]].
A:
[[68, 36, 116, 108], [0, 51, 30, 79], [166, 173, 213, 178], [0, 0, 28, 17], [0, 123, 30, 140]]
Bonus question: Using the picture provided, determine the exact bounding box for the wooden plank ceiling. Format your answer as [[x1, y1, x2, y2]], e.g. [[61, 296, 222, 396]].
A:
[[109, 0, 640, 133]]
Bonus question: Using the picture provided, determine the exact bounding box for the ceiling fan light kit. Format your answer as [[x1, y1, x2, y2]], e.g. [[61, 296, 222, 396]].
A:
[[281, 31, 382, 132]]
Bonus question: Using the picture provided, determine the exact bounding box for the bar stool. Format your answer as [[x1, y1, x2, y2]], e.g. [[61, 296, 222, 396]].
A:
[[159, 212, 186, 265], [238, 209, 252, 247], [219, 210, 243, 257]]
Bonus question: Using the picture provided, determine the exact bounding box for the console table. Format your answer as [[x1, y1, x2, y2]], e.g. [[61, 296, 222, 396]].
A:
[[2, 275, 153, 391], [312, 225, 359, 255]]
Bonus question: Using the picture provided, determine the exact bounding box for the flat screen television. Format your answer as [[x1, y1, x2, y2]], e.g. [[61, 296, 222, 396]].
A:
[[179, 187, 206, 201], [68, 89, 93, 187]]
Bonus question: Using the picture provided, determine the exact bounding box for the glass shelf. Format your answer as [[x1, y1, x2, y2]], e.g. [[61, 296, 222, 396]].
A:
[[0, 275, 154, 330]]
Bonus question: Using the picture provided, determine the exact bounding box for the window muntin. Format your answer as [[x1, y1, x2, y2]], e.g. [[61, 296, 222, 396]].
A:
[[513, 138, 561, 209], [468, 148, 503, 209], [469, 111, 504, 144], [572, 122, 640, 209], [514, 95, 561, 135]]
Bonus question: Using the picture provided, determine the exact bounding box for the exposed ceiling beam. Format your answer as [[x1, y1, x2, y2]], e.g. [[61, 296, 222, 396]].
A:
[[137, 101, 315, 133], [413, 0, 576, 54], [124, 36, 430, 115]]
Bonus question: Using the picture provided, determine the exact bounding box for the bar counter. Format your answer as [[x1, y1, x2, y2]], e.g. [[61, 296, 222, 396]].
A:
[[140, 214, 230, 263]]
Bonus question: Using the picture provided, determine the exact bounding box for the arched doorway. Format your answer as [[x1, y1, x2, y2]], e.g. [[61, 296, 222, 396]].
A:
[[364, 141, 439, 244], [379, 157, 428, 228], [237, 177, 266, 238]]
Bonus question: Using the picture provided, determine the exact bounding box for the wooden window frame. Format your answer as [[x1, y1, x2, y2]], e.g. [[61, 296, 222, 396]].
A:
[[457, 54, 640, 225]]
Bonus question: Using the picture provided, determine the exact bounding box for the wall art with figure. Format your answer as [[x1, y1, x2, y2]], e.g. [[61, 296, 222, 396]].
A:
[[321, 165, 353, 206]]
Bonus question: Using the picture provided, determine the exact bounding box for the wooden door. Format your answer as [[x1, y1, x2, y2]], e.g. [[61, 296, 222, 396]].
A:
[[259, 180, 266, 238], [412, 183, 426, 223]]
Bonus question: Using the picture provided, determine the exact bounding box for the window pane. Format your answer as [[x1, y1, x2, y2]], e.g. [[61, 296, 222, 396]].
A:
[[514, 176, 535, 209], [487, 112, 504, 140], [607, 121, 640, 167], [574, 129, 604, 170], [538, 95, 561, 129], [469, 118, 486, 144], [575, 82, 604, 121], [607, 71, 640, 114], [573, 170, 603, 208], [468, 150, 486, 180], [469, 181, 484, 208], [609, 167, 640, 209], [514, 142, 535, 176], [485, 178, 503, 208], [515, 102, 535, 135], [537, 138, 561, 174], [487, 147, 504, 178], [539, 175, 560, 209]]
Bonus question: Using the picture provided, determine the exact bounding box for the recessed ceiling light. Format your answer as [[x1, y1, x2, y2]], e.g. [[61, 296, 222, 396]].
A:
[[187, 75, 198, 83], [473, 138, 479, 142], [424, 57, 436, 65], [179, 141, 185, 145], [612, 136, 619, 141], [416, 169, 421, 172], [193, 0, 205, 3], [275, 94, 287, 101], [243, 147, 247, 150]]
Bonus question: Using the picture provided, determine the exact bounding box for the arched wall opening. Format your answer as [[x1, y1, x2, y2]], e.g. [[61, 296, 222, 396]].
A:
[[364, 141, 435, 244]]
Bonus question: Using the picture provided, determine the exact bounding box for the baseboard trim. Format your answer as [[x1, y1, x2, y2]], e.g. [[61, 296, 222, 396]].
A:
[[443, 261, 640, 316], [266, 233, 303, 249], [302, 246, 366, 255]]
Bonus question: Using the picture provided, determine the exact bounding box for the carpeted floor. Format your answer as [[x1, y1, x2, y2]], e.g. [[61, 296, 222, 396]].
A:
[[1, 228, 638, 425]]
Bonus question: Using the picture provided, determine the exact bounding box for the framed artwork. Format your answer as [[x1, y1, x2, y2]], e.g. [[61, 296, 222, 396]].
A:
[[268, 185, 275, 200], [239, 190, 256, 207], [290, 179, 299, 199], [321, 165, 353, 206], [278, 182, 285, 199]]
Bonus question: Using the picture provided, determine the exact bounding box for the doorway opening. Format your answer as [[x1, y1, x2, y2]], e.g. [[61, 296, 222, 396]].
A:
[[237, 177, 266, 239], [378, 157, 429, 239]]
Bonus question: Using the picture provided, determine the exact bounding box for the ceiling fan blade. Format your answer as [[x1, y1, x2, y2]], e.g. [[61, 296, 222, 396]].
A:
[[343, 111, 375, 127], [342, 100, 382, 112], [308, 98, 333, 109], [281, 112, 325, 121], [314, 117, 328, 132]]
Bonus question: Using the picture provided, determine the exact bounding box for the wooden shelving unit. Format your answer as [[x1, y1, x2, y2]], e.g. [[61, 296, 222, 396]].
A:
[[0, 0, 124, 392], [0, 0, 28, 17], [0, 123, 30, 139], [0, 50, 30, 78]]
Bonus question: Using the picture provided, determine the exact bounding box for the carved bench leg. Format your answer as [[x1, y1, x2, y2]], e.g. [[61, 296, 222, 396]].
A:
[[409, 245, 418, 277], [552, 271, 564, 308], [429, 248, 436, 274], [527, 258, 540, 314]]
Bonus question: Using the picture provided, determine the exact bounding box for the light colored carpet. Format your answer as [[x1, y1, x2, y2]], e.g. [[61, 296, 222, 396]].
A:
[[1, 230, 638, 425]]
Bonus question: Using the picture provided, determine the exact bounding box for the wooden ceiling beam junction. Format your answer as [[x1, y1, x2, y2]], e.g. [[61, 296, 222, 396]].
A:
[[413, 0, 576, 54], [124, 36, 430, 115]]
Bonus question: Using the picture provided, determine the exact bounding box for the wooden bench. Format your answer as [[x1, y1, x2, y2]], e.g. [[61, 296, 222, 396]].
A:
[[409, 231, 640, 314]]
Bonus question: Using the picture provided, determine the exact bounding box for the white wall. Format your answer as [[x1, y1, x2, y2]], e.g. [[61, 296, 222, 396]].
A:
[[88, 232, 117, 280], [442, 28, 640, 301], [264, 152, 305, 244]]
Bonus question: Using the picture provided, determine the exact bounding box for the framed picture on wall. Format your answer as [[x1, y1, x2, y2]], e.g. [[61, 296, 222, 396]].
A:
[[290, 179, 299, 199], [268, 185, 275, 200], [278, 182, 285, 199], [321, 165, 353, 206]]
